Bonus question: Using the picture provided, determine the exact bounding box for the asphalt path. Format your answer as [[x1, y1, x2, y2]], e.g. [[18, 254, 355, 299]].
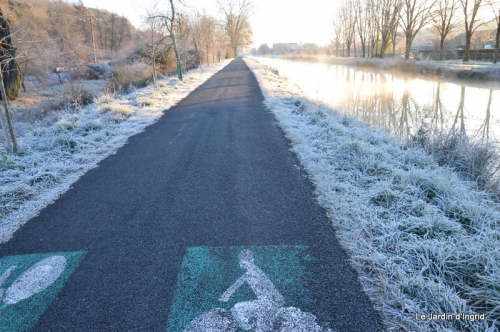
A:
[[0, 58, 385, 331]]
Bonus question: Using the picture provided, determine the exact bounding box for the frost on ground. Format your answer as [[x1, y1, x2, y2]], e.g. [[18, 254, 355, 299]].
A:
[[244, 57, 500, 332], [0, 60, 230, 243]]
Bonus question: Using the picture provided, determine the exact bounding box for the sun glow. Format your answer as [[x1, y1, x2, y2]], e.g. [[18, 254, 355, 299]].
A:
[[81, 0, 338, 48]]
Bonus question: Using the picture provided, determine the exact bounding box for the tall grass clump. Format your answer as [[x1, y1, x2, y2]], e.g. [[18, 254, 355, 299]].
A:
[[62, 82, 95, 108], [108, 62, 152, 93], [245, 58, 500, 331], [410, 128, 500, 196]]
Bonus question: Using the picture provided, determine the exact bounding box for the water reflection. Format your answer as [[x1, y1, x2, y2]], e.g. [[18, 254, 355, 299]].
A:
[[254, 57, 500, 145]]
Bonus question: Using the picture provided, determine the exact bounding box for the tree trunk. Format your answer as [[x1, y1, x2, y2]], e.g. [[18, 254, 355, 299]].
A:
[[192, 37, 199, 67], [169, 0, 180, 63], [371, 35, 377, 58], [440, 38, 445, 61], [151, 27, 157, 88], [380, 35, 386, 58], [0, 105, 11, 151], [494, 19, 500, 64], [167, 0, 182, 80], [405, 33, 412, 59], [110, 16, 115, 57], [206, 44, 209, 66], [405, 39, 411, 59], [463, 30, 472, 61], [0, 69, 18, 153], [90, 16, 97, 63]]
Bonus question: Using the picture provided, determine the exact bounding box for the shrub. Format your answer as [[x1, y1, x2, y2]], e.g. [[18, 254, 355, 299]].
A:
[[63, 82, 95, 107], [107, 63, 152, 93], [85, 64, 111, 80]]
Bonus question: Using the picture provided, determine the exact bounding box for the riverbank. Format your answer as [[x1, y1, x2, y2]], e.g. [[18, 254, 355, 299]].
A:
[[244, 57, 500, 331], [266, 54, 500, 82], [0, 60, 230, 243]]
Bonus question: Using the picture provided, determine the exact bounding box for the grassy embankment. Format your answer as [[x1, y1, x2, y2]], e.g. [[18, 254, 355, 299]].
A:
[[244, 57, 500, 332]]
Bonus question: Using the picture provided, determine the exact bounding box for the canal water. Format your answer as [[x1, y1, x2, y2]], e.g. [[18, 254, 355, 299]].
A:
[[252, 57, 500, 145]]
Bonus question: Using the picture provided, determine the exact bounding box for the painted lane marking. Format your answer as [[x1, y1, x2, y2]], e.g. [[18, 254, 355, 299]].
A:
[[166, 246, 334, 332], [218, 249, 285, 331], [2, 255, 66, 304], [0, 251, 86, 331]]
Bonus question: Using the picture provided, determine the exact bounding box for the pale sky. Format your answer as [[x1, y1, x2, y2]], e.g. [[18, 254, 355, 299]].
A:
[[79, 0, 338, 47]]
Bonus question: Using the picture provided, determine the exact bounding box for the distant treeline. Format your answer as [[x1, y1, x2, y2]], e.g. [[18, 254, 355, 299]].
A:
[[0, 0, 254, 81], [1, 0, 142, 78]]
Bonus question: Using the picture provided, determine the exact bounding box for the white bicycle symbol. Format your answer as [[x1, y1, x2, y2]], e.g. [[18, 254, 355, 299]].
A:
[[184, 249, 331, 332], [0, 256, 66, 305]]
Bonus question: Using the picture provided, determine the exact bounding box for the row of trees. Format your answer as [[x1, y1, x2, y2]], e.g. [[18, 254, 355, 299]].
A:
[[333, 0, 500, 61], [0, 0, 142, 79], [0, 0, 254, 87], [0, 0, 144, 152], [0, 0, 255, 152], [142, 0, 253, 85]]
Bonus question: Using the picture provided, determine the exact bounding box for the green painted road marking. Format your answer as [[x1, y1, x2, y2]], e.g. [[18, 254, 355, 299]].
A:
[[0, 251, 86, 332], [166, 245, 332, 331]]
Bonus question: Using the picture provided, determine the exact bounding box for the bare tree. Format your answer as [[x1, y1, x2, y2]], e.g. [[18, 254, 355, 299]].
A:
[[0, 7, 22, 153], [459, 0, 486, 61], [191, 11, 216, 66], [174, 12, 192, 71], [218, 0, 253, 57], [371, 0, 403, 58], [144, 15, 161, 87], [399, 0, 435, 59], [257, 43, 272, 55], [201, 15, 216, 65], [339, 0, 357, 57], [332, 17, 344, 57], [356, 0, 372, 57], [166, 0, 181, 65], [494, 11, 500, 63], [367, 1, 378, 57], [190, 11, 204, 66], [432, 0, 461, 60], [486, 0, 500, 63], [146, 0, 185, 79], [212, 20, 227, 60], [391, 30, 405, 56]]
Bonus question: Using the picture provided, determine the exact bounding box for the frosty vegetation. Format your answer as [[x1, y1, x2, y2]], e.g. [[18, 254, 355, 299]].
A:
[[244, 57, 500, 331], [0, 60, 230, 243]]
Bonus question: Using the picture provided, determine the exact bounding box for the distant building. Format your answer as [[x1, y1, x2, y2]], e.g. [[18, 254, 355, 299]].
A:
[[410, 41, 434, 53], [273, 43, 304, 54], [484, 40, 495, 50], [410, 41, 434, 59]]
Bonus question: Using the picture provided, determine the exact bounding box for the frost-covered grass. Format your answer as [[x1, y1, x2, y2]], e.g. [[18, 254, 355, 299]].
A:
[[0, 60, 230, 243], [410, 129, 500, 195], [244, 57, 500, 331]]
